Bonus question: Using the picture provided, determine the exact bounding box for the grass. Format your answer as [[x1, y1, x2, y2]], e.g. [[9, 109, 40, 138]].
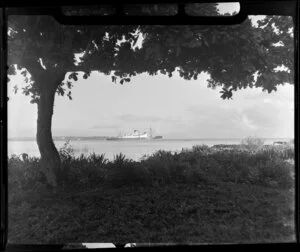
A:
[[7, 143, 295, 244]]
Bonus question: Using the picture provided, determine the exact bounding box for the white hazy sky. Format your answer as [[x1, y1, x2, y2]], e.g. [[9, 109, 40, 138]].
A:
[[8, 69, 294, 139], [7, 4, 294, 140]]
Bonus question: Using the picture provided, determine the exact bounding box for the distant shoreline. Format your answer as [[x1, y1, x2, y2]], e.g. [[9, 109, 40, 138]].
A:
[[8, 137, 292, 141], [8, 136, 107, 141]]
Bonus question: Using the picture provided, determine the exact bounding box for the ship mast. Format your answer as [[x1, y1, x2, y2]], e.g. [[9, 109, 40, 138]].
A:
[[149, 127, 153, 139]]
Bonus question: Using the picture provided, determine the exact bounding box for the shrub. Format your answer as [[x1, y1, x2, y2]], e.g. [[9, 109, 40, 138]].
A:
[[241, 136, 265, 153], [251, 148, 277, 164], [177, 151, 200, 166], [277, 145, 294, 160], [206, 146, 294, 188], [8, 142, 294, 191], [58, 141, 108, 188], [192, 145, 211, 154], [284, 147, 294, 160], [8, 155, 47, 190], [143, 159, 172, 186], [60, 154, 107, 189], [258, 145, 294, 161], [246, 165, 261, 184], [169, 162, 192, 183], [258, 160, 293, 188], [150, 150, 175, 164], [87, 153, 108, 167], [59, 140, 75, 160], [219, 152, 251, 184], [184, 165, 205, 184], [105, 154, 151, 188]]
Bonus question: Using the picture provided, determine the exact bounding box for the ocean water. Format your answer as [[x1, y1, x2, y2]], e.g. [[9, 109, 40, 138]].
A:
[[7, 138, 291, 161]]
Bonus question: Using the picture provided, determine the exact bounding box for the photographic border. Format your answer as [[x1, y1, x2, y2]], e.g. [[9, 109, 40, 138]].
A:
[[0, 0, 299, 250]]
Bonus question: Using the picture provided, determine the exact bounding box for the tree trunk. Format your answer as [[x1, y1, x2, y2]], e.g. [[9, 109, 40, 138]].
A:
[[36, 73, 65, 188]]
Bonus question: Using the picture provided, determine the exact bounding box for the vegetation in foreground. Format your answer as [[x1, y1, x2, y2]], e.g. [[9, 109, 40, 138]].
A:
[[8, 141, 295, 244]]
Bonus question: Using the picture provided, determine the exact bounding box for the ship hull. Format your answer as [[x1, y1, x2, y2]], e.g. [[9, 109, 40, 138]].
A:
[[106, 137, 163, 141], [106, 137, 149, 141]]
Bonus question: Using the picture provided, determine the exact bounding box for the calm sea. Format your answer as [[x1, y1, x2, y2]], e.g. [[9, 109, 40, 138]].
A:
[[7, 138, 291, 161]]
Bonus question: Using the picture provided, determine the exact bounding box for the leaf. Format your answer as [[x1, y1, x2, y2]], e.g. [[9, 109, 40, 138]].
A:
[[68, 72, 78, 81], [57, 86, 65, 96], [219, 88, 233, 99], [13, 85, 18, 94], [30, 97, 39, 104], [22, 87, 30, 96], [132, 36, 139, 47], [20, 70, 27, 76], [66, 81, 73, 89], [67, 91, 72, 100]]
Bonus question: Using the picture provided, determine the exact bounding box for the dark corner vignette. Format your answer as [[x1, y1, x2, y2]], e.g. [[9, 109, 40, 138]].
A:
[[295, 0, 300, 245], [1, 0, 299, 251], [1, 6, 8, 252]]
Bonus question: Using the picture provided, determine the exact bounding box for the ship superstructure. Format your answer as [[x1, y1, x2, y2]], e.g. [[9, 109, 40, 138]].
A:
[[106, 128, 162, 140]]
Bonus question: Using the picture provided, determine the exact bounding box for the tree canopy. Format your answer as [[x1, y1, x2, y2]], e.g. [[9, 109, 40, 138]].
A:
[[8, 5, 294, 101]]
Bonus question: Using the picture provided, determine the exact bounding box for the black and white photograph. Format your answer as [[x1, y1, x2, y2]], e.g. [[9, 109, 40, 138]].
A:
[[4, 1, 297, 248]]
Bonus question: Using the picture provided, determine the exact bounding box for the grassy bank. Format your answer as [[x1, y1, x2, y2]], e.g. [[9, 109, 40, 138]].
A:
[[8, 143, 295, 244]]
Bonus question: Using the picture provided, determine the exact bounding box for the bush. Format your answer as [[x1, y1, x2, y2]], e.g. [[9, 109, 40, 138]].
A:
[[143, 159, 171, 186], [207, 147, 294, 188], [246, 165, 261, 184], [258, 160, 293, 188], [61, 153, 107, 189], [59, 140, 75, 160], [87, 153, 108, 167], [241, 136, 265, 153], [184, 165, 205, 184], [8, 141, 295, 191], [170, 162, 192, 183], [8, 155, 47, 190], [150, 150, 175, 164], [58, 142, 108, 188], [105, 153, 151, 188], [191, 145, 211, 154], [258, 145, 294, 161]]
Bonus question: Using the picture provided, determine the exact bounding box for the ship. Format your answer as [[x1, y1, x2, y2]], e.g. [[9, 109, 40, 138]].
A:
[[106, 129, 163, 141]]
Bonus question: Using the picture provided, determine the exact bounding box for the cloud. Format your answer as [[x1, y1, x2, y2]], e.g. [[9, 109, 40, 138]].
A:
[[186, 91, 291, 130], [90, 123, 120, 129], [243, 102, 282, 128], [263, 98, 272, 104], [233, 113, 259, 131], [116, 114, 162, 123], [183, 103, 285, 138], [186, 104, 237, 121]]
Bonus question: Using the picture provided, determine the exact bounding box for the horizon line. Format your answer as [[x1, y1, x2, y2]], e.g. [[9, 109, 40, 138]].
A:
[[8, 136, 293, 140]]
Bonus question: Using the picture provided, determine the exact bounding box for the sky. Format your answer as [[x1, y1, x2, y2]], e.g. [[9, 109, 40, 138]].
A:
[[8, 69, 294, 139], [7, 3, 295, 140]]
